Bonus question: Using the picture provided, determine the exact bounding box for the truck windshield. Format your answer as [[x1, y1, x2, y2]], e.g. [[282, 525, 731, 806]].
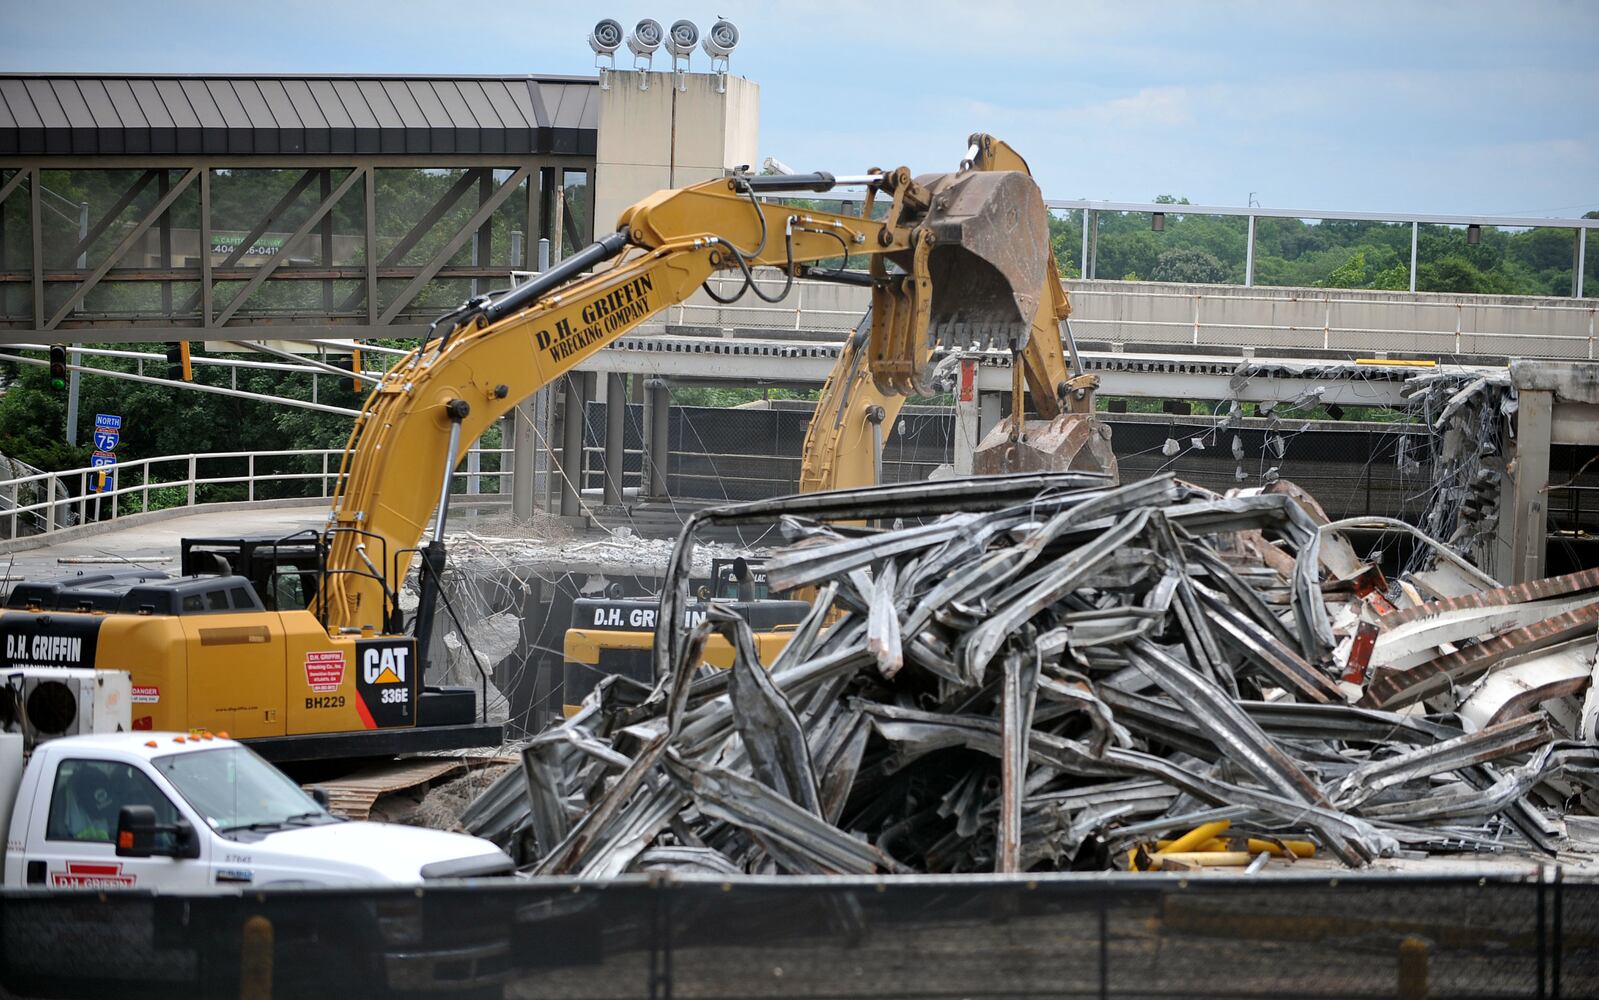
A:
[[153, 746, 335, 836]]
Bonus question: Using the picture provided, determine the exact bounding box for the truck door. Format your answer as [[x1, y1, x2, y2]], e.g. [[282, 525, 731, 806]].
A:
[[179, 585, 287, 739], [20, 756, 211, 893]]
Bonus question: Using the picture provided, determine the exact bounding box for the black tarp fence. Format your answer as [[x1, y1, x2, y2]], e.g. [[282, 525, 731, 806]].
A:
[[2, 871, 1595, 998], [581, 402, 1439, 518]]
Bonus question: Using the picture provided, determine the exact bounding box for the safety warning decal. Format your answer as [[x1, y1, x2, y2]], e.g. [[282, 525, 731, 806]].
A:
[[131, 685, 160, 704], [52, 861, 136, 888], [304, 651, 345, 693]]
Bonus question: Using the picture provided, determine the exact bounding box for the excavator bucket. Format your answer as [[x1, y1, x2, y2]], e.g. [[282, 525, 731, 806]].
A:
[[918, 170, 1051, 349], [973, 413, 1119, 478]]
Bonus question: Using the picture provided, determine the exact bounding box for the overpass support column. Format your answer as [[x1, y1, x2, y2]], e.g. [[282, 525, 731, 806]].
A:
[[559, 373, 592, 518], [979, 393, 1001, 440], [953, 360, 979, 475], [511, 397, 537, 521], [644, 379, 670, 499], [604, 373, 626, 505], [1497, 388, 1552, 584]]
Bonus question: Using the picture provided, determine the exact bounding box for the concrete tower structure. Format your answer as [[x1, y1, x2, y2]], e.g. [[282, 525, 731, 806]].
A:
[[593, 72, 759, 237]]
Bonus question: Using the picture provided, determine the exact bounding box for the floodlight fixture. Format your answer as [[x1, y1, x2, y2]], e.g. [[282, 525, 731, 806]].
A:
[[1151, 212, 1165, 232], [589, 18, 623, 56], [628, 19, 663, 61], [667, 19, 698, 87], [1467, 223, 1482, 245], [702, 18, 738, 60], [702, 18, 737, 90], [667, 19, 699, 58], [589, 18, 623, 87], [627, 19, 664, 88]]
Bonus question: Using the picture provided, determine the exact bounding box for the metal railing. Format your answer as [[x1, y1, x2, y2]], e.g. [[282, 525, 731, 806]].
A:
[[0, 447, 512, 540], [659, 273, 1599, 359], [798, 190, 1595, 296]]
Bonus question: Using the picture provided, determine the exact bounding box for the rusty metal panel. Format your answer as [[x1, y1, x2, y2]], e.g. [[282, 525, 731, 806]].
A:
[[1382, 566, 1599, 629], [1363, 603, 1599, 710]]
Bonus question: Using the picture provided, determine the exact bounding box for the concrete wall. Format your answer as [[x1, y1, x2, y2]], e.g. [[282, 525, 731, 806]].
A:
[[594, 72, 759, 236]]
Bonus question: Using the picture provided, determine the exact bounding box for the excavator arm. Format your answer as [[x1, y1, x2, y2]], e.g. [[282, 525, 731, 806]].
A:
[[319, 162, 1051, 639], [797, 134, 1114, 493]]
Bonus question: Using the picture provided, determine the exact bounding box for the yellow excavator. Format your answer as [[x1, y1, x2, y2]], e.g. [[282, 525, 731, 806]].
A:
[[560, 134, 1118, 711], [2, 133, 1108, 758]]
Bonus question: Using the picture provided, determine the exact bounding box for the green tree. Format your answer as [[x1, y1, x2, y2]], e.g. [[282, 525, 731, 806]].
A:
[[1419, 256, 1495, 294], [1322, 249, 1369, 289], [1150, 247, 1227, 284], [1372, 264, 1410, 290]]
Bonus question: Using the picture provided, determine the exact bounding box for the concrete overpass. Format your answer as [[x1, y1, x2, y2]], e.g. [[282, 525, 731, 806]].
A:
[[650, 273, 1598, 362]]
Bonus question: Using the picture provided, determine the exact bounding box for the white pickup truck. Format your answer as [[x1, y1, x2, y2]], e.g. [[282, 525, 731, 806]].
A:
[[0, 730, 513, 890]]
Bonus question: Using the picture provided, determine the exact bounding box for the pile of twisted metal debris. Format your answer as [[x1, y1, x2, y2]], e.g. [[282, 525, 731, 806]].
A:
[[462, 471, 1599, 875]]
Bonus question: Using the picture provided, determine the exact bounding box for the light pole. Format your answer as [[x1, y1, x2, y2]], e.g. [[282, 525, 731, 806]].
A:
[[37, 184, 90, 445]]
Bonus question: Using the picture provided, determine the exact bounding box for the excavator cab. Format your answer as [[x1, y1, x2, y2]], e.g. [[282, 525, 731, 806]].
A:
[[181, 535, 327, 612]]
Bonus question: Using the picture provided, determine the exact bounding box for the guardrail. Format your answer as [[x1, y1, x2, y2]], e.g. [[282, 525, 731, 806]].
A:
[[0, 447, 511, 540], [662, 273, 1598, 359]]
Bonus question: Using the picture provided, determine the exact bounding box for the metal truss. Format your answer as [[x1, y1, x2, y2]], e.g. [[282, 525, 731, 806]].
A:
[[0, 155, 595, 344]]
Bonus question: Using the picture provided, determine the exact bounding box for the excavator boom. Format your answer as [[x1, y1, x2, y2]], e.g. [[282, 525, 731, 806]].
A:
[[321, 160, 1052, 635]]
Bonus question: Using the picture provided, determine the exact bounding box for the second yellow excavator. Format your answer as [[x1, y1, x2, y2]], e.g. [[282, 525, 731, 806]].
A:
[[797, 133, 1116, 494]]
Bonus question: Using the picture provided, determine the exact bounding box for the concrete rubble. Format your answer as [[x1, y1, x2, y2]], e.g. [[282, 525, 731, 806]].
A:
[[462, 471, 1599, 875]]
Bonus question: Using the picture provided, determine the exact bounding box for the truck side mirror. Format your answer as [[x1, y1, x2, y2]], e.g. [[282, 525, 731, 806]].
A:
[[311, 787, 330, 809], [117, 806, 201, 860], [115, 805, 158, 857]]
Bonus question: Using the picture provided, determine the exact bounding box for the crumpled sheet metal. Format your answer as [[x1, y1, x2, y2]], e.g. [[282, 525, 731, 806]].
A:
[[463, 471, 1599, 876]]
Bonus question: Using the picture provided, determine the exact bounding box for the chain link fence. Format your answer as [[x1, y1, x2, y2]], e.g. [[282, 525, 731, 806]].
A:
[[577, 399, 1438, 525], [2, 872, 1592, 998]]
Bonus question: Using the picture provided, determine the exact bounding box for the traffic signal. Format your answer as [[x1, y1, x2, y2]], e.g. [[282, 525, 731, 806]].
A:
[[165, 341, 192, 381], [48, 345, 68, 392]]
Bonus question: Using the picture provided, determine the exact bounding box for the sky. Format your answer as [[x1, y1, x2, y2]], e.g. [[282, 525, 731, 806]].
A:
[[2, 0, 1594, 219]]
